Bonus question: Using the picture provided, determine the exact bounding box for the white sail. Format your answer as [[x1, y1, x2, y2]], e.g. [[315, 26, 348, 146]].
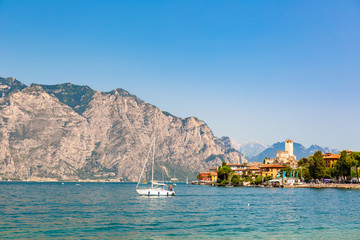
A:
[[136, 138, 175, 196]]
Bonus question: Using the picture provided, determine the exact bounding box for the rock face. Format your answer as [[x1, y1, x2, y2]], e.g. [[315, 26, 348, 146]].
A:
[[0, 77, 246, 181]]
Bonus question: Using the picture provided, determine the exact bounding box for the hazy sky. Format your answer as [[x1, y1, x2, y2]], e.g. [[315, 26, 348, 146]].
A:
[[1, 1, 359, 150]]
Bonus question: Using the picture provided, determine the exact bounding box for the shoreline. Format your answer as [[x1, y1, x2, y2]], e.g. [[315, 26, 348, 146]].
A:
[[1, 181, 359, 189], [193, 181, 360, 189], [244, 183, 360, 189], [0, 180, 131, 183], [283, 183, 360, 189]]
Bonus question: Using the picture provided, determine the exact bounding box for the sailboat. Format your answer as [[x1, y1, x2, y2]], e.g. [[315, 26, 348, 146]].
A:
[[136, 138, 175, 196], [170, 170, 178, 186]]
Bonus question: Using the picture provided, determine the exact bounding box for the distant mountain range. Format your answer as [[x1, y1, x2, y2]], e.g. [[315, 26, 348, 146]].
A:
[[247, 141, 340, 162], [233, 140, 268, 158]]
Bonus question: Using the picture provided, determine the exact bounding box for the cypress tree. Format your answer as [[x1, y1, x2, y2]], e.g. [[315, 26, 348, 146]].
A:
[[310, 151, 326, 179], [336, 150, 350, 181]]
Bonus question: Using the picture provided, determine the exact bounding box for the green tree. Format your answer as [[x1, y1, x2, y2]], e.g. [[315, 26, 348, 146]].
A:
[[264, 176, 273, 181], [254, 175, 263, 185], [348, 152, 360, 181], [231, 174, 240, 185], [280, 165, 293, 177], [323, 167, 332, 179], [334, 150, 351, 182], [243, 176, 252, 182], [297, 158, 311, 181], [309, 151, 326, 179], [219, 179, 229, 185], [298, 157, 309, 167], [301, 167, 311, 181], [355, 152, 360, 182], [217, 162, 233, 183]]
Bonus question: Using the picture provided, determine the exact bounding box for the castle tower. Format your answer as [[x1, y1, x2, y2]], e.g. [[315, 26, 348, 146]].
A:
[[285, 139, 294, 156]]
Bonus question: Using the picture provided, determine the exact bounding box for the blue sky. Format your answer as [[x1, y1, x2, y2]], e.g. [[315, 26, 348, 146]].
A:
[[1, 0, 359, 151]]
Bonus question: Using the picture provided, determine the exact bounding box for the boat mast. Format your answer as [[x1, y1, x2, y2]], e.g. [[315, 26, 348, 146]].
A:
[[136, 139, 153, 189], [151, 138, 155, 189]]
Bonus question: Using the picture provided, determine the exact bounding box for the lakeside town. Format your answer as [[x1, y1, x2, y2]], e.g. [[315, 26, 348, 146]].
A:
[[195, 139, 360, 189]]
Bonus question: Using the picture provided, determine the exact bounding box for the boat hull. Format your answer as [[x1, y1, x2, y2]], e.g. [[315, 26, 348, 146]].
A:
[[136, 188, 175, 196]]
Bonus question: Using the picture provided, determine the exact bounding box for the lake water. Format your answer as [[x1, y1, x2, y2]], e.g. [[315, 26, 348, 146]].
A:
[[0, 182, 359, 239]]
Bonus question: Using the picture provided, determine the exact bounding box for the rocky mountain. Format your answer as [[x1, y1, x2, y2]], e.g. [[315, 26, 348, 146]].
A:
[[306, 145, 339, 156], [229, 139, 242, 150], [0, 77, 26, 98], [238, 140, 268, 158], [0, 77, 246, 182], [248, 141, 339, 162]]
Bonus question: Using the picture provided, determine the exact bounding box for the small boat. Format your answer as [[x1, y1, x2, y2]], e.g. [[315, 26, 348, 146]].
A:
[[136, 182, 175, 196], [136, 138, 175, 196], [171, 171, 178, 186]]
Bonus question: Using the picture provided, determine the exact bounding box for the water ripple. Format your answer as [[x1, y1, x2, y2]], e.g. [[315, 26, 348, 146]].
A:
[[0, 182, 359, 239]]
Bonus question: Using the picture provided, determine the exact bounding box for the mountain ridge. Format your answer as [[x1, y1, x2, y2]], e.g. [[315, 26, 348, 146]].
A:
[[237, 140, 268, 158]]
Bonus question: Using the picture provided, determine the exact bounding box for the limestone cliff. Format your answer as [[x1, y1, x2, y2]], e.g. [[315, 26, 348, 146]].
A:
[[0, 77, 246, 181]]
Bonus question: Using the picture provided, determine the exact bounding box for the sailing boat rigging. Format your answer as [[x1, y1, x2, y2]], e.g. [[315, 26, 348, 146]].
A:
[[136, 138, 175, 196], [170, 169, 178, 185]]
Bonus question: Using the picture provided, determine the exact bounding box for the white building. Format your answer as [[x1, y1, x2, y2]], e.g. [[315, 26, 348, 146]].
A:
[[265, 139, 297, 168]]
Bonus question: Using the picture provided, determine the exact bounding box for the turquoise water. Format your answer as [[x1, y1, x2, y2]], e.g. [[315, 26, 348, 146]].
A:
[[0, 182, 359, 239]]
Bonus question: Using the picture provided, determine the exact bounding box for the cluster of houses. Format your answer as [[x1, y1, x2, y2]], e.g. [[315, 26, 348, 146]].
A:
[[198, 163, 286, 183], [198, 139, 347, 184]]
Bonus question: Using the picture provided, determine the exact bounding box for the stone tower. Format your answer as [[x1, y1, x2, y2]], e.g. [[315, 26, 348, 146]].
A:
[[285, 139, 294, 156]]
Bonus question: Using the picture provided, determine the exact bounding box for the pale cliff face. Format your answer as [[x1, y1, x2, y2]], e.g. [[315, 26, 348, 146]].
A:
[[0, 85, 93, 179], [0, 77, 246, 181]]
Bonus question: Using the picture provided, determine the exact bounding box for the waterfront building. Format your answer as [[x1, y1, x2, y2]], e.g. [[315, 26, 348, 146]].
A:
[[210, 172, 217, 182], [227, 163, 247, 170], [225, 163, 261, 177], [208, 167, 218, 182], [198, 172, 211, 182], [198, 171, 218, 183], [323, 153, 340, 168], [228, 163, 250, 176], [260, 164, 286, 178], [247, 165, 261, 176], [226, 163, 262, 177]]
